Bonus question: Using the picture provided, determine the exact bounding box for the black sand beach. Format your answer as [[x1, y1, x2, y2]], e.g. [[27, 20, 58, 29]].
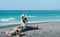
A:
[[0, 21, 60, 37]]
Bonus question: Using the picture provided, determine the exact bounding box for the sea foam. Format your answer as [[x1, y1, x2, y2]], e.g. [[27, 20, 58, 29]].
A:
[[0, 17, 15, 22]]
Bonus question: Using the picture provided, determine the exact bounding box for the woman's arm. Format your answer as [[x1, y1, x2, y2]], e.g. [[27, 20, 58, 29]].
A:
[[22, 18, 25, 23]]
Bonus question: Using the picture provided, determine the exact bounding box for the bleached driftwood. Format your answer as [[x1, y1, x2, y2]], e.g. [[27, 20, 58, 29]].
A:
[[5, 26, 23, 36]]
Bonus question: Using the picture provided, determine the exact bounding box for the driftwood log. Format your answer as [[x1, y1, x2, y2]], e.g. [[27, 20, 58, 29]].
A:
[[5, 26, 23, 37], [5, 25, 38, 37]]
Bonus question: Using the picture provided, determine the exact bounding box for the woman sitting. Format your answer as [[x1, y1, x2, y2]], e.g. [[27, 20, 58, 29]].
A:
[[21, 14, 28, 29]]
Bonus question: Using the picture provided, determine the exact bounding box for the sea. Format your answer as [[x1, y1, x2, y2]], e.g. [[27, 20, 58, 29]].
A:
[[0, 10, 60, 26]]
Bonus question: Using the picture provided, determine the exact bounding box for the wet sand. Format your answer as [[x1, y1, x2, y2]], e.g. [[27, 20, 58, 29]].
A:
[[0, 21, 60, 37]]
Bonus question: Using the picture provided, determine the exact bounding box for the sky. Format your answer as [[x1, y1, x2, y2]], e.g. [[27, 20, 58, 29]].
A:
[[0, 0, 60, 10]]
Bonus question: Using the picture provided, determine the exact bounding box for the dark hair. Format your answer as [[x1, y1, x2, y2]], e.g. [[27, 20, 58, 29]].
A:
[[24, 17, 27, 20]]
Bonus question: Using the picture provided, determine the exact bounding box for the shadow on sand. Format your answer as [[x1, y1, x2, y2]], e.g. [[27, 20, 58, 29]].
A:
[[19, 26, 40, 37], [21, 26, 40, 32]]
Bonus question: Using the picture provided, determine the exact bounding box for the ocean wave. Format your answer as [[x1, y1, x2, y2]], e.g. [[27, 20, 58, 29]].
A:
[[0, 22, 20, 26], [28, 20, 60, 23], [27, 16, 37, 18], [0, 17, 15, 22]]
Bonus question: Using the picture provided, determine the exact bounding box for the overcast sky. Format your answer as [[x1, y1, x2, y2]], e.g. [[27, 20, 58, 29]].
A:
[[0, 0, 60, 10]]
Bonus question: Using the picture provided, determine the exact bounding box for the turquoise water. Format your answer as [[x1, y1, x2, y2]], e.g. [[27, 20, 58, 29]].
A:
[[0, 10, 60, 26]]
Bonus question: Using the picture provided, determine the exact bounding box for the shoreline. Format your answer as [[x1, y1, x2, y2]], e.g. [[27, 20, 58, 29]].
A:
[[0, 21, 60, 28]]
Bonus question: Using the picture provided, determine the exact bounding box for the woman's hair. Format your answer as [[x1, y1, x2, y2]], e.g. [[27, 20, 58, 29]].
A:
[[24, 17, 27, 21], [21, 14, 27, 23]]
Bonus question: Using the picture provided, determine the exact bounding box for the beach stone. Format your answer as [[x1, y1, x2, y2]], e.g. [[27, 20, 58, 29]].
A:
[[16, 35, 20, 37]]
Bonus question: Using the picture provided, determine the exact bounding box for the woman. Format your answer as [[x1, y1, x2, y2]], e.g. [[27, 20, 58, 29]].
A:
[[21, 14, 28, 28]]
